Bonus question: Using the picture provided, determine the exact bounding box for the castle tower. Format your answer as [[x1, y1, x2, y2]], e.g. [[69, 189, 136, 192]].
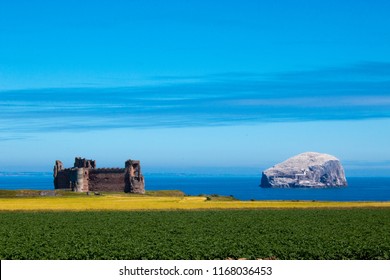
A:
[[53, 160, 64, 189], [74, 157, 96, 168], [125, 160, 145, 194]]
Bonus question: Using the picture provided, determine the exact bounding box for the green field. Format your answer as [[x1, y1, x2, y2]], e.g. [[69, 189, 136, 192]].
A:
[[1, 209, 390, 260]]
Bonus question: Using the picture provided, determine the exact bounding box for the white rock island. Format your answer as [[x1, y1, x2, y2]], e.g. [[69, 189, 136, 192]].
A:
[[260, 152, 347, 188]]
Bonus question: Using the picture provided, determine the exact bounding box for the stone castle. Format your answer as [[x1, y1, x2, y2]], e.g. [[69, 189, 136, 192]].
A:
[[53, 157, 145, 193]]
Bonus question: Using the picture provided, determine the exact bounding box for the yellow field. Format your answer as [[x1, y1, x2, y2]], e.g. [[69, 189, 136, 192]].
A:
[[1, 195, 390, 211]]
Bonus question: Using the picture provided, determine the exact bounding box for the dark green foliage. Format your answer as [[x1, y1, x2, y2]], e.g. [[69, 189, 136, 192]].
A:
[[1, 209, 390, 260]]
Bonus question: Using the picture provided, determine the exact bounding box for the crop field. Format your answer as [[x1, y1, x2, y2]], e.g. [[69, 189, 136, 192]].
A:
[[1, 191, 390, 211], [1, 209, 390, 260]]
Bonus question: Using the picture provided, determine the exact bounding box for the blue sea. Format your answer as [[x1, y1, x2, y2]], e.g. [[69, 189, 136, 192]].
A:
[[1, 172, 390, 201]]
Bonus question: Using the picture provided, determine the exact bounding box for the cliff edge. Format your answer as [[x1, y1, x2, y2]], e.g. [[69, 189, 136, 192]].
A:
[[260, 152, 347, 188]]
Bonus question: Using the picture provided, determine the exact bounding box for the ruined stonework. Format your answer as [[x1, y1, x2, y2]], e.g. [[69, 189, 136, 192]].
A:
[[53, 157, 145, 193]]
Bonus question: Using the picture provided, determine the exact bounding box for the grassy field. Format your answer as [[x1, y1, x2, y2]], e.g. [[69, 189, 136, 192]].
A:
[[1, 209, 390, 260], [0, 190, 390, 211]]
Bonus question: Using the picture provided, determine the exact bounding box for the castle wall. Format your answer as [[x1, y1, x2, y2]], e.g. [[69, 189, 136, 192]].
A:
[[87, 168, 126, 192], [55, 169, 71, 189], [69, 168, 89, 192]]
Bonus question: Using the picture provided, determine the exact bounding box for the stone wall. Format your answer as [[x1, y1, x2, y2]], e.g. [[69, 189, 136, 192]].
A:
[[55, 169, 71, 189], [88, 169, 125, 192]]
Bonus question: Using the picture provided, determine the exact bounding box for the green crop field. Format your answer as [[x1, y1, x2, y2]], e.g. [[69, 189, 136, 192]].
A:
[[1, 209, 390, 260]]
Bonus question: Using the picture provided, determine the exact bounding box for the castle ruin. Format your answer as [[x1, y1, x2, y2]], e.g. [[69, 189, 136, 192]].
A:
[[53, 157, 145, 193]]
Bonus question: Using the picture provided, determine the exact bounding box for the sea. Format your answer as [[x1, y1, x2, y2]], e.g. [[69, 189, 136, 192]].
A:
[[1, 172, 390, 201]]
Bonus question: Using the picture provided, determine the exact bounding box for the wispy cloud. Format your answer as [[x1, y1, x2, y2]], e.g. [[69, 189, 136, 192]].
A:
[[0, 135, 27, 141], [275, 61, 390, 81], [1, 61, 390, 135]]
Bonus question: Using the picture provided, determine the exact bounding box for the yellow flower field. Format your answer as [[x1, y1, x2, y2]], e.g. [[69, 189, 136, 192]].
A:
[[1, 195, 390, 211]]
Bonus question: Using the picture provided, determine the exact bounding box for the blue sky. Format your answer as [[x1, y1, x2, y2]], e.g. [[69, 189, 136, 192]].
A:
[[1, 0, 390, 175]]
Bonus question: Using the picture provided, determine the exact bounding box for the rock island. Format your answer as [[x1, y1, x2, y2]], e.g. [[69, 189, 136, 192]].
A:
[[260, 152, 347, 188]]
